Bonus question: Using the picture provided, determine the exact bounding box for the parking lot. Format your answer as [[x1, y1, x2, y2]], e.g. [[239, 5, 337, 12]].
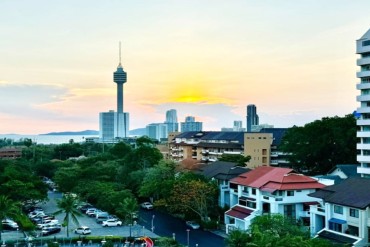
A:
[[1, 191, 158, 243]]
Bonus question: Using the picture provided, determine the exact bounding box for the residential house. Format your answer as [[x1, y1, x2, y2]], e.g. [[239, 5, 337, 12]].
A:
[[309, 178, 370, 246], [225, 166, 325, 234], [197, 161, 250, 207]]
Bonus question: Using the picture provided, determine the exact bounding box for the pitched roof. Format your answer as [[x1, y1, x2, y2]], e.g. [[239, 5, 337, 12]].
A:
[[198, 161, 250, 180], [231, 166, 325, 190], [174, 131, 245, 144], [328, 164, 360, 178], [225, 206, 254, 220], [308, 177, 370, 209]]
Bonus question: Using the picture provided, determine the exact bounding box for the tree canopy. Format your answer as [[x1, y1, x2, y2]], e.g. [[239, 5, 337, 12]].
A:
[[280, 114, 357, 175]]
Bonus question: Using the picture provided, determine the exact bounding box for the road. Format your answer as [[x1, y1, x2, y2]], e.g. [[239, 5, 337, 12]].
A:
[[138, 209, 226, 247]]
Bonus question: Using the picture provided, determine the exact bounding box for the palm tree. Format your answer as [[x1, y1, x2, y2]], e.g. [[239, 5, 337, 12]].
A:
[[54, 195, 82, 237], [0, 195, 22, 242], [118, 197, 138, 225], [225, 229, 251, 247]]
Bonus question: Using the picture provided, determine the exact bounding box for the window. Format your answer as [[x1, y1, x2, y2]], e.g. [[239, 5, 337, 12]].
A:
[[251, 188, 256, 195], [329, 222, 342, 232], [284, 204, 296, 218], [247, 201, 256, 209], [347, 225, 359, 236], [287, 191, 294, 196], [349, 208, 359, 218], [334, 205, 343, 214], [363, 40, 370, 46]]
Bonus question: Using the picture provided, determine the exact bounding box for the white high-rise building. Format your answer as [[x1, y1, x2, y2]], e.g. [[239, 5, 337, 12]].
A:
[[357, 28, 370, 178], [146, 123, 168, 141], [165, 109, 179, 133]]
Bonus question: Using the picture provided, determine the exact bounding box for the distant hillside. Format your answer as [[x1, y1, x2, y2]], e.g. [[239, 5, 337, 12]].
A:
[[129, 128, 146, 136], [41, 130, 99, 135]]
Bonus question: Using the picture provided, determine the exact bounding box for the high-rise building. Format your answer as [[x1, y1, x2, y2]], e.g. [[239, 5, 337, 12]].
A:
[[356, 28, 370, 177], [246, 104, 259, 132], [181, 116, 203, 132], [99, 42, 129, 141], [165, 109, 179, 133], [146, 123, 168, 141]]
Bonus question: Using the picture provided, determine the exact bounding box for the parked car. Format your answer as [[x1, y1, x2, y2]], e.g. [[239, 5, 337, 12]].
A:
[[40, 226, 61, 236], [78, 203, 93, 213], [96, 215, 110, 224], [186, 221, 200, 229], [102, 219, 122, 227], [37, 220, 60, 229], [140, 202, 153, 210], [2, 219, 19, 230], [74, 226, 91, 235]]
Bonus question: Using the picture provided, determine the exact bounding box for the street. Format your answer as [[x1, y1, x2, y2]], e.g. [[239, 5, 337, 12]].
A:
[[138, 209, 226, 247]]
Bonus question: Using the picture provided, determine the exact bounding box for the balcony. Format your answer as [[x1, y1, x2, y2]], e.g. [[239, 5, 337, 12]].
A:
[[357, 82, 370, 90], [357, 57, 370, 66], [356, 107, 370, 114], [357, 70, 370, 78], [357, 94, 370, 102], [201, 150, 209, 154], [356, 143, 370, 150], [357, 166, 370, 175], [310, 205, 325, 216], [357, 43, 370, 54], [357, 131, 370, 138], [223, 151, 242, 155], [357, 119, 370, 126]]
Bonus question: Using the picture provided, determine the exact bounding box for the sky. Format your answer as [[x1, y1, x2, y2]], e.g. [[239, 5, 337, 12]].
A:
[[1, 0, 370, 134]]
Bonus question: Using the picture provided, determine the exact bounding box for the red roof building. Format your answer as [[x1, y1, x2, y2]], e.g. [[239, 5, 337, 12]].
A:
[[224, 166, 325, 234]]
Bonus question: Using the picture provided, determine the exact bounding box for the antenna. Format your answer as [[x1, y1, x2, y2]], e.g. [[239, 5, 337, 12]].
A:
[[119, 41, 122, 64]]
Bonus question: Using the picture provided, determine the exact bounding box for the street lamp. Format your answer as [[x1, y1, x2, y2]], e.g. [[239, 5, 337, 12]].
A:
[[172, 233, 176, 240], [129, 224, 132, 237], [186, 229, 190, 247], [151, 215, 155, 232]]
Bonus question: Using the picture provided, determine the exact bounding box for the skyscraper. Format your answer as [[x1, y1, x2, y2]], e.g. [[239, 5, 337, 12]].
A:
[[356, 28, 370, 177], [246, 104, 259, 132], [99, 42, 129, 141], [181, 116, 203, 132], [165, 109, 179, 133]]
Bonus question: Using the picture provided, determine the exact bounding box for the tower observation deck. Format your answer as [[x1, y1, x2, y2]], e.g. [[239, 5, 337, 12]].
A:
[[113, 42, 127, 113]]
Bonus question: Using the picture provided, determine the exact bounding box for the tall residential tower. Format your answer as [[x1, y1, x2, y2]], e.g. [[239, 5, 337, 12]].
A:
[[356, 28, 370, 177]]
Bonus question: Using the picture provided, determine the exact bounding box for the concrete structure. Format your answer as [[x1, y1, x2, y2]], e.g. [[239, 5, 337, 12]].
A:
[[356, 28, 370, 178], [165, 109, 179, 133], [180, 116, 203, 132], [244, 133, 273, 168], [224, 167, 325, 234], [221, 121, 246, 132], [99, 43, 130, 142], [146, 123, 168, 141], [309, 178, 370, 246], [0, 147, 22, 159], [246, 104, 259, 132]]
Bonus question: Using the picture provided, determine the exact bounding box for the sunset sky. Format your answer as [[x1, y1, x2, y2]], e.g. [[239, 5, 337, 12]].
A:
[[1, 0, 370, 134]]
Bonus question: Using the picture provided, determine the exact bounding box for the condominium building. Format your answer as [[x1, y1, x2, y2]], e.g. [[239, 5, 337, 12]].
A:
[[180, 116, 203, 132], [356, 28, 370, 178]]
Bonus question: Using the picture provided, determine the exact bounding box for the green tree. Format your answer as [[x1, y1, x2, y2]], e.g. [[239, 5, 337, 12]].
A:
[[155, 237, 182, 247], [0, 196, 22, 241], [139, 160, 176, 200], [117, 197, 139, 224], [219, 154, 251, 167], [280, 114, 357, 175], [225, 229, 250, 247], [54, 194, 82, 237]]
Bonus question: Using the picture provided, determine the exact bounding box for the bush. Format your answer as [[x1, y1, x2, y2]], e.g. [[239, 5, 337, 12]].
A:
[[201, 220, 218, 230]]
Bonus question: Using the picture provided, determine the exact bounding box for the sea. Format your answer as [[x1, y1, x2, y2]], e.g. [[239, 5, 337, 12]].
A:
[[0, 134, 98, 144]]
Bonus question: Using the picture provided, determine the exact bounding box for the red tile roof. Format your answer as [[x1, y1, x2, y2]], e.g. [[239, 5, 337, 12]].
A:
[[225, 206, 254, 219], [230, 166, 325, 190]]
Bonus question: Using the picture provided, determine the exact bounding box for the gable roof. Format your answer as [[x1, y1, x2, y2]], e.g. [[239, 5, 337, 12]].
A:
[[231, 166, 325, 190], [308, 177, 370, 209], [328, 164, 360, 179], [198, 161, 250, 180]]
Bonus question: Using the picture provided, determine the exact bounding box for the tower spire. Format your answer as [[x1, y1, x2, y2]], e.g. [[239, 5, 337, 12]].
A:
[[118, 41, 122, 68]]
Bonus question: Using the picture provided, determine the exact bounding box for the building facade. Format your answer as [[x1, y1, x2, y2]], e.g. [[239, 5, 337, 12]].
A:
[[146, 123, 168, 141], [356, 28, 370, 178], [165, 109, 179, 133]]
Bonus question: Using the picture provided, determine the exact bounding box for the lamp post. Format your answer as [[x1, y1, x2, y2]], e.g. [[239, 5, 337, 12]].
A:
[[129, 224, 132, 237], [172, 233, 176, 240], [151, 215, 155, 232], [186, 229, 190, 247]]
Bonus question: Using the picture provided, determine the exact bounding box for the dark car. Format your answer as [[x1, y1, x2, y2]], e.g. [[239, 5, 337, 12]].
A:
[[40, 226, 61, 236], [2, 219, 19, 230]]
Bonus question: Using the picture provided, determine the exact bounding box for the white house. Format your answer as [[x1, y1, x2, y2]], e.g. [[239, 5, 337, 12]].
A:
[[309, 178, 370, 246], [224, 166, 325, 234]]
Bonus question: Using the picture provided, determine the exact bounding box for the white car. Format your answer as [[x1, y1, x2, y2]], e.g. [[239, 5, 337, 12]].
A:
[[74, 226, 91, 235], [140, 202, 153, 210], [37, 220, 60, 229], [102, 219, 122, 227], [186, 221, 200, 229]]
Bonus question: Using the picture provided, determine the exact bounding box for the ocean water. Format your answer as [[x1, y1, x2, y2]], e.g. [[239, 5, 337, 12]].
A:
[[0, 134, 98, 144]]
